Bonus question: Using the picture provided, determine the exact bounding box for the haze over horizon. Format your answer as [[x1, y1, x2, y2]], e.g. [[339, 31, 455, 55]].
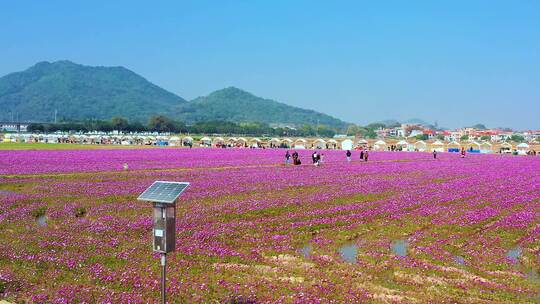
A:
[[1, 1, 539, 130]]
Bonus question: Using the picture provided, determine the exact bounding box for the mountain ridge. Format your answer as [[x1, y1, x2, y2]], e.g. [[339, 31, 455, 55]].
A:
[[179, 86, 347, 128], [0, 61, 348, 129]]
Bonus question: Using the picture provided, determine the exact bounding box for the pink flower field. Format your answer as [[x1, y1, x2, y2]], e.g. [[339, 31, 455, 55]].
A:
[[0, 148, 539, 303]]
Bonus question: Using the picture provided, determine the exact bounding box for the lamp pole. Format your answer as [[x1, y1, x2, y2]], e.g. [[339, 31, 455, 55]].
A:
[[161, 253, 166, 304]]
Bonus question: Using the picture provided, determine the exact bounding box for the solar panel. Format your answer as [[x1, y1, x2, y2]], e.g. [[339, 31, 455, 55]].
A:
[[137, 181, 190, 204]]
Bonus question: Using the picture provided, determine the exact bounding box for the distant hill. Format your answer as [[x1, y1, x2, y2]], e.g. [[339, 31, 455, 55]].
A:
[[0, 61, 348, 129], [179, 87, 347, 129], [0, 60, 186, 122], [404, 118, 431, 126]]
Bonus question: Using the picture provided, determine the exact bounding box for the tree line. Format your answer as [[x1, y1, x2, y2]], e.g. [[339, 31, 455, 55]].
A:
[[26, 115, 341, 137]]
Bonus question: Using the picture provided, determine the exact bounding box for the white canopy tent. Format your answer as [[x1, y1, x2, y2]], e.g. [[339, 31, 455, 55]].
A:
[[200, 136, 212, 146], [467, 141, 481, 151], [479, 142, 493, 154], [396, 140, 409, 151], [447, 141, 461, 151], [294, 138, 307, 149], [516, 143, 530, 155], [169, 136, 181, 146], [373, 140, 387, 151], [250, 138, 261, 148], [313, 138, 326, 149], [431, 140, 445, 152], [341, 139, 353, 150], [237, 137, 248, 147], [213, 137, 225, 146], [269, 138, 281, 147], [414, 140, 427, 152], [356, 139, 368, 147], [499, 142, 512, 153], [182, 136, 193, 146], [281, 138, 293, 148], [327, 139, 338, 149]]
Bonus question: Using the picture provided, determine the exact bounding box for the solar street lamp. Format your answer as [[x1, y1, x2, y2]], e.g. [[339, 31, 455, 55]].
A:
[[138, 181, 190, 304]]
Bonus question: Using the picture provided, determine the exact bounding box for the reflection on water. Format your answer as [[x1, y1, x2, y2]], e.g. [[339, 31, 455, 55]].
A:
[[300, 244, 312, 259], [507, 246, 522, 263], [37, 215, 47, 226], [391, 239, 408, 257], [339, 243, 358, 263], [454, 255, 466, 266]]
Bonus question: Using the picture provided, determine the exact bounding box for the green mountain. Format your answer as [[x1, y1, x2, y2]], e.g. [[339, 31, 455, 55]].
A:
[[180, 87, 347, 129], [0, 60, 186, 122], [0, 61, 348, 129]]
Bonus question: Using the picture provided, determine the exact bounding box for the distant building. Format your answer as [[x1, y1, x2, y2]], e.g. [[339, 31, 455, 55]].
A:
[[0, 122, 29, 132], [423, 129, 436, 139]]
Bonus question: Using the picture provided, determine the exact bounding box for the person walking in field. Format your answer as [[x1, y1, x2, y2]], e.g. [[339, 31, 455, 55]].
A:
[[292, 151, 301, 165], [313, 152, 321, 166], [285, 150, 291, 165], [364, 150, 369, 162], [461, 147, 466, 158], [433, 150, 437, 159], [346, 150, 352, 162], [312, 151, 321, 167], [359, 149, 364, 160]]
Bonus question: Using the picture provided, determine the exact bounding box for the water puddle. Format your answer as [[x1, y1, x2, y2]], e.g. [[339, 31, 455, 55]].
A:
[[300, 244, 313, 259], [339, 243, 358, 263], [454, 255, 466, 266], [37, 215, 47, 226], [507, 246, 522, 263], [391, 239, 408, 257]]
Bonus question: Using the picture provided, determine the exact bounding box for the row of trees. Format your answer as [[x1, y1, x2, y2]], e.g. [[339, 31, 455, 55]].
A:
[[27, 116, 340, 137], [24, 117, 539, 143]]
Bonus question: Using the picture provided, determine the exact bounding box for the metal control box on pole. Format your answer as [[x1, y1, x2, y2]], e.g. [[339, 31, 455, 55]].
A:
[[138, 181, 190, 304]]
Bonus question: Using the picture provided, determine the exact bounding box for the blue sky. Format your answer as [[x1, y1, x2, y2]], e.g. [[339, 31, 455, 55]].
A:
[[1, 0, 539, 129]]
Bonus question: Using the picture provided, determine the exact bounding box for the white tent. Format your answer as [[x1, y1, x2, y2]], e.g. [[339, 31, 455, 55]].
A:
[[414, 140, 427, 152], [281, 138, 292, 148], [169, 136, 181, 146], [479, 142, 493, 154], [499, 142, 512, 153], [182, 136, 193, 146], [327, 139, 338, 149], [341, 139, 353, 150], [431, 140, 445, 152], [313, 138, 326, 149], [294, 138, 307, 149], [200, 136, 212, 146], [357, 139, 368, 147], [373, 140, 387, 151], [46, 134, 59, 144], [250, 138, 261, 148], [213, 137, 225, 146], [269, 138, 281, 147], [467, 141, 481, 151], [516, 143, 530, 155], [237, 137, 248, 147], [447, 141, 460, 151], [396, 140, 409, 151]]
